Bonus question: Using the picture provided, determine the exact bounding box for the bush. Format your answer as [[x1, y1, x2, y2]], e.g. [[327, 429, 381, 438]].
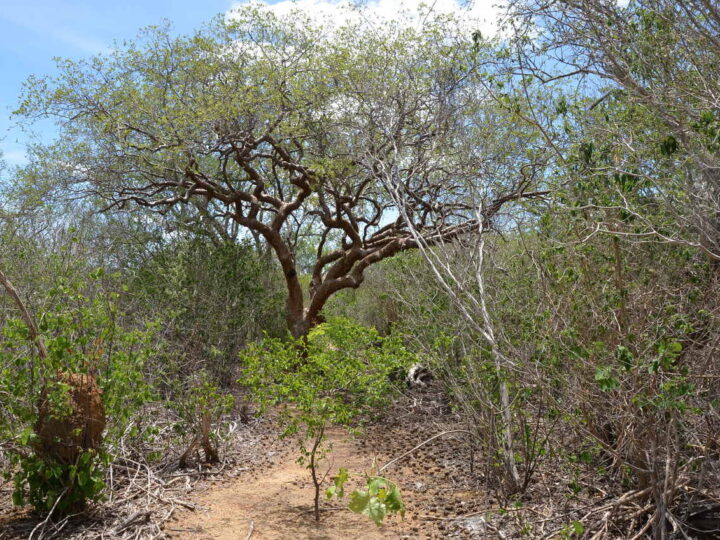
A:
[[239, 317, 415, 521], [171, 370, 235, 468], [0, 272, 155, 515], [130, 239, 285, 388]]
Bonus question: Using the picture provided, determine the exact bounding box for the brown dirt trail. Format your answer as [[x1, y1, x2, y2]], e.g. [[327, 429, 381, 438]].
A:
[[167, 428, 410, 539]]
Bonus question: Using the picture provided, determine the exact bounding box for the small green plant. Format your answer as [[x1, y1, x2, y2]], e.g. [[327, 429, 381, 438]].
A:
[[239, 317, 414, 521], [10, 449, 106, 515], [557, 520, 584, 539], [326, 468, 405, 526]]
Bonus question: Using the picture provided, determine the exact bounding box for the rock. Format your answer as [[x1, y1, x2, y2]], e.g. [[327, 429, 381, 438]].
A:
[[406, 364, 434, 388]]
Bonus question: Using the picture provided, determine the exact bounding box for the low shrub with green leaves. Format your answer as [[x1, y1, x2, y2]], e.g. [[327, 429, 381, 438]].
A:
[[239, 317, 415, 521], [171, 369, 235, 468], [0, 272, 155, 515], [11, 450, 107, 515]]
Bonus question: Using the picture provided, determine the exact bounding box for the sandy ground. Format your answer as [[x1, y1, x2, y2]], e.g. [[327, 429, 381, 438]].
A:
[[166, 427, 412, 539]]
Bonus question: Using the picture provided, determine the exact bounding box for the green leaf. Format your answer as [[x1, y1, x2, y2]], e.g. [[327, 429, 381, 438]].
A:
[[349, 490, 370, 514], [594, 366, 619, 391], [385, 485, 404, 516], [367, 477, 386, 496], [579, 141, 594, 164], [18, 427, 34, 446], [659, 135, 678, 156], [366, 498, 387, 526], [616, 345, 633, 371], [78, 470, 89, 487], [12, 490, 24, 507], [326, 467, 349, 499]]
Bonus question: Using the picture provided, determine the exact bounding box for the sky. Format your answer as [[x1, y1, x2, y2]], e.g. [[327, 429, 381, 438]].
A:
[[0, 0, 499, 168], [0, 0, 235, 167]]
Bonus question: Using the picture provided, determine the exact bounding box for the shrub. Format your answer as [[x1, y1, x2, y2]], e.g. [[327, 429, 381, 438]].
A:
[[0, 273, 155, 515], [171, 370, 235, 468], [239, 317, 414, 521]]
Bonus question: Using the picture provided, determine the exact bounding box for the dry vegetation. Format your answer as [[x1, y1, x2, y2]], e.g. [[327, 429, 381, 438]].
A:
[[2, 1, 720, 538]]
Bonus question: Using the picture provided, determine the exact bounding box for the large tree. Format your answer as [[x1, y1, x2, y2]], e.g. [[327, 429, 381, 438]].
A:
[[16, 6, 545, 337]]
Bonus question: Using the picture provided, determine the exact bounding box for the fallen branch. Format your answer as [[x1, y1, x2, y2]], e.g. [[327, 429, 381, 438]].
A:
[[113, 510, 152, 534]]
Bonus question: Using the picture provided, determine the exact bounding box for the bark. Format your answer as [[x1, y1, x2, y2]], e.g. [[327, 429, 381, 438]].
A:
[[309, 425, 325, 522], [0, 266, 48, 360]]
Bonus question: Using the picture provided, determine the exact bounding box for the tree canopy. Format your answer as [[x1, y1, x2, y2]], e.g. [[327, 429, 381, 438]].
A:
[[15, 7, 547, 336]]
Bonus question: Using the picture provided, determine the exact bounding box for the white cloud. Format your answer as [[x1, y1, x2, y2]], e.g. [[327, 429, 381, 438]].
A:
[[228, 0, 502, 38], [0, 148, 28, 167]]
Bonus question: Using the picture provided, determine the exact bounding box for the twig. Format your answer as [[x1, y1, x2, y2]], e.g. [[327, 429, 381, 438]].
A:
[[131, 479, 203, 510], [28, 488, 67, 540], [0, 267, 48, 360], [378, 430, 471, 473], [166, 465, 238, 478], [244, 519, 254, 540], [628, 516, 652, 540], [113, 510, 152, 534], [423, 505, 527, 522]]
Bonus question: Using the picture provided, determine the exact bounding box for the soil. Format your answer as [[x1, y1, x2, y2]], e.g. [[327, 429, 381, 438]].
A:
[[167, 427, 406, 539], [167, 387, 494, 539], [0, 385, 625, 539]]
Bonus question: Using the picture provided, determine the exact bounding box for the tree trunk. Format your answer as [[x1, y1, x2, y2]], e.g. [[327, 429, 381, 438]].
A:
[[288, 311, 313, 340], [0, 267, 48, 360], [309, 425, 325, 522]]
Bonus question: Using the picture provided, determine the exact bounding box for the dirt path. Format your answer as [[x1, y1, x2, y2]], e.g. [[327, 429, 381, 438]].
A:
[[0, 392, 502, 539], [166, 428, 412, 539]]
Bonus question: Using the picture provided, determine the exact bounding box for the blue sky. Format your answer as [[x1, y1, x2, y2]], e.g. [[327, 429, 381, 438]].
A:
[[0, 0, 235, 167], [0, 0, 497, 168]]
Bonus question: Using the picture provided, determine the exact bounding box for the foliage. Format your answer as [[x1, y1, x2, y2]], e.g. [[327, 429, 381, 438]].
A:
[[10, 450, 106, 515], [171, 369, 235, 467], [0, 271, 155, 514], [509, 0, 720, 259], [346, 475, 405, 527], [171, 370, 235, 438], [240, 317, 414, 435], [12, 5, 546, 338], [1, 1, 720, 536], [239, 317, 414, 520], [326, 468, 405, 527], [130, 238, 284, 387]]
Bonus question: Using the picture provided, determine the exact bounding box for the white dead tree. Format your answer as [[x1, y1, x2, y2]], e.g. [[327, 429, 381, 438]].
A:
[[372, 130, 547, 491]]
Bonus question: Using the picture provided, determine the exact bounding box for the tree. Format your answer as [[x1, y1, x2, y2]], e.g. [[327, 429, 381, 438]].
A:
[[492, 3, 720, 533], [240, 317, 412, 522], [381, 106, 548, 493], [508, 0, 720, 261], [16, 6, 546, 337]]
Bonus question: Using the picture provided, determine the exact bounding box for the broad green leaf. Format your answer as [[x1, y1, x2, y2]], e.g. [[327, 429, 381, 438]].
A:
[[366, 498, 387, 526], [385, 485, 404, 515], [349, 490, 370, 514]]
